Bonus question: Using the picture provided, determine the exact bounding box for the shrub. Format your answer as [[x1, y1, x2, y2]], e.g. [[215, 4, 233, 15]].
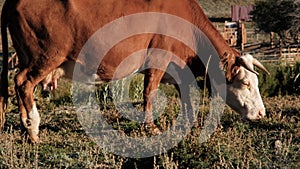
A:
[[258, 62, 300, 96]]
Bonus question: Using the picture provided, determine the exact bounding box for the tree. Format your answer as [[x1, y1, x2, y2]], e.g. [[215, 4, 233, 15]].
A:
[[251, 0, 299, 44], [289, 0, 300, 43]]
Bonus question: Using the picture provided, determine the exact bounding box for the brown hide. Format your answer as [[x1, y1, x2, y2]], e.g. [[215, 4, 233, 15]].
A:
[[0, 0, 239, 142]]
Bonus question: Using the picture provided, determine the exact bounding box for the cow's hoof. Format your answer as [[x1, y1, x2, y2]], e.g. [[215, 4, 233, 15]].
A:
[[28, 133, 40, 144], [145, 123, 162, 135], [152, 127, 162, 135], [19, 132, 40, 144], [29, 136, 40, 144]]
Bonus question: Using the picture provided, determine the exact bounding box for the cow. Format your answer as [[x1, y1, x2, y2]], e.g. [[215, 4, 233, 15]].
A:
[[0, 0, 269, 143]]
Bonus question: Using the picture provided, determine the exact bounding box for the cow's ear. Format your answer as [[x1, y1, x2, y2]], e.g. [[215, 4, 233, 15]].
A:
[[225, 65, 241, 83], [232, 66, 240, 77], [220, 52, 238, 82]]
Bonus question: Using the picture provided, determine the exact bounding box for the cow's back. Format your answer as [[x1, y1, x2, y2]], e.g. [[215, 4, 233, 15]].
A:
[[6, 0, 199, 62]]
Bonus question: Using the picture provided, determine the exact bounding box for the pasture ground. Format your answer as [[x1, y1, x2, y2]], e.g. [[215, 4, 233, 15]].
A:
[[0, 76, 299, 169]]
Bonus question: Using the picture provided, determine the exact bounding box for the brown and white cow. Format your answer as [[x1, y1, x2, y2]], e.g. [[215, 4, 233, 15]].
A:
[[0, 0, 269, 143]]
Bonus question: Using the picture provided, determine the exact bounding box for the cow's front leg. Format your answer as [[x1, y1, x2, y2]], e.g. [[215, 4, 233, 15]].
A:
[[15, 70, 40, 143], [143, 68, 166, 134]]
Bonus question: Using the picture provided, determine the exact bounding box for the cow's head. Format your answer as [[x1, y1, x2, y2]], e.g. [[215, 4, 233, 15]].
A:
[[224, 53, 269, 121]]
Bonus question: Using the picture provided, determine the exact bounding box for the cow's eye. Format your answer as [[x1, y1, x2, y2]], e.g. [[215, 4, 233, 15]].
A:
[[242, 80, 251, 89]]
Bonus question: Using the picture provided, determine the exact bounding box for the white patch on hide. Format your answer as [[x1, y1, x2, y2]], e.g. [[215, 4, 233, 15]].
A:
[[28, 102, 40, 135]]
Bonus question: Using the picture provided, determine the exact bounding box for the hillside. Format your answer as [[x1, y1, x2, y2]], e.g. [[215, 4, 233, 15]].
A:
[[198, 0, 257, 18]]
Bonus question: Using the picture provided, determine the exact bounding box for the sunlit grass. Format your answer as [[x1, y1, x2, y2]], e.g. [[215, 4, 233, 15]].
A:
[[0, 73, 299, 168]]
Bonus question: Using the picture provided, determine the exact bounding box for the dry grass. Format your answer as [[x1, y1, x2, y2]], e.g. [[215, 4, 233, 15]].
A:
[[0, 77, 299, 169]]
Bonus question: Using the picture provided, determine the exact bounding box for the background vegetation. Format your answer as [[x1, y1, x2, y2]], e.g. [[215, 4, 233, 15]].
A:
[[251, 0, 300, 44], [259, 63, 300, 96]]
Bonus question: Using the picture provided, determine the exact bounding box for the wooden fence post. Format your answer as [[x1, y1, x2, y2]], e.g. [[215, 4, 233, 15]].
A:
[[270, 32, 275, 48], [238, 21, 246, 51]]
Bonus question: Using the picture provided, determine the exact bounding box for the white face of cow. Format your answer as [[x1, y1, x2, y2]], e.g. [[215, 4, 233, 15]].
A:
[[226, 54, 269, 120]]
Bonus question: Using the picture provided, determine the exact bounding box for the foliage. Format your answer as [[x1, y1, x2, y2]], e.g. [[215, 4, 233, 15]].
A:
[[258, 62, 300, 96], [290, 0, 300, 43], [251, 0, 299, 43]]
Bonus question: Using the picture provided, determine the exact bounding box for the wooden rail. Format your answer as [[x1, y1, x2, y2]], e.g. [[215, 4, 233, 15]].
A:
[[253, 46, 300, 65]]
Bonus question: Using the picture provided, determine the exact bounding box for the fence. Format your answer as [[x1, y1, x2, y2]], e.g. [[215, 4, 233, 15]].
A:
[[0, 23, 299, 69], [217, 22, 266, 48], [246, 28, 269, 44], [216, 21, 299, 65], [252, 45, 300, 65], [220, 27, 238, 46]]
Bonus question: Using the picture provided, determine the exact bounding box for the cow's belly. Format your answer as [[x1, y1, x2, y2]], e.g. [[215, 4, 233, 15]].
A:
[[97, 54, 146, 81], [81, 35, 151, 81]]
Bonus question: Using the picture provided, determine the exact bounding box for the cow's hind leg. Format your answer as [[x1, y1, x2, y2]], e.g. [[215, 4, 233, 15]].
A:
[[15, 59, 66, 143], [14, 69, 41, 142], [14, 69, 32, 136]]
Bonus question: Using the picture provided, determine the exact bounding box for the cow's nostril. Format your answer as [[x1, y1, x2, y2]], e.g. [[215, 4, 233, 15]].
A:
[[258, 109, 265, 119]]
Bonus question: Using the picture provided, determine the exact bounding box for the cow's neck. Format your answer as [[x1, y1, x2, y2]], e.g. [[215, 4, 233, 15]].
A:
[[192, 4, 241, 81], [203, 23, 234, 57], [193, 8, 239, 59]]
